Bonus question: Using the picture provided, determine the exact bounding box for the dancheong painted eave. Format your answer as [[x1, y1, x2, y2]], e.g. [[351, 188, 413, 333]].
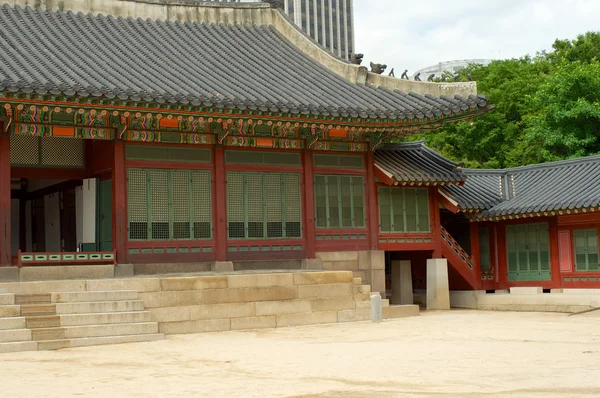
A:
[[0, 2, 493, 134]]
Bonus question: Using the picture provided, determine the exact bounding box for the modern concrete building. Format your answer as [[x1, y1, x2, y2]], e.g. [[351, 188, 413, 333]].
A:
[[200, 0, 355, 60], [414, 59, 493, 80]]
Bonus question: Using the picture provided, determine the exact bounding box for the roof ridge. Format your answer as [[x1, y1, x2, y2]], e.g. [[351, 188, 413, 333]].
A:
[[461, 154, 600, 175]]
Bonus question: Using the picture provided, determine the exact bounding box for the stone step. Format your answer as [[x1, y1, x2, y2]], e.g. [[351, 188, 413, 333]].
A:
[[68, 333, 164, 349], [15, 294, 52, 305], [0, 328, 31, 343], [31, 327, 65, 341], [0, 341, 38, 354], [0, 305, 20, 317], [55, 300, 145, 315], [37, 339, 70, 351], [51, 291, 138, 303], [20, 304, 56, 316], [63, 322, 159, 339], [26, 315, 61, 329], [0, 316, 26, 330], [59, 311, 152, 326], [383, 305, 420, 319], [0, 294, 15, 305]]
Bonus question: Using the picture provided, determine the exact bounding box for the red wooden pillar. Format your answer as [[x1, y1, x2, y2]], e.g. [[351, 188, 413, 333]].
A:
[[366, 152, 379, 251], [430, 187, 442, 258], [496, 222, 508, 289], [214, 146, 227, 261], [0, 135, 11, 266], [303, 151, 316, 259], [549, 217, 561, 288], [113, 141, 128, 264], [469, 222, 481, 289]]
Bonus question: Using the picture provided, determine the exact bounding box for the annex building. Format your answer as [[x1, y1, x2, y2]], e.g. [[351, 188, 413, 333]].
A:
[[1, 0, 597, 305]]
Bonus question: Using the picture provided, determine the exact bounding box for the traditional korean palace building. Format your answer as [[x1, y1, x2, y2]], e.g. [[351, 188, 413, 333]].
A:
[[0, 0, 597, 300]]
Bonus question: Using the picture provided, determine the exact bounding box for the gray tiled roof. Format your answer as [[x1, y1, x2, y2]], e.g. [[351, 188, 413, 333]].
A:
[[443, 155, 600, 218], [441, 170, 504, 210], [374, 141, 464, 185], [0, 5, 489, 120]]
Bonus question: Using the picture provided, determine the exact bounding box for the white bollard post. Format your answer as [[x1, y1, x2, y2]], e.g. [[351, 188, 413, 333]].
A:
[[371, 294, 383, 322]]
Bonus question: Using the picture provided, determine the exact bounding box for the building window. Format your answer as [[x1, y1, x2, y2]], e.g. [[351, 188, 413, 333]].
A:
[[315, 175, 365, 229], [378, 187, 430, 233], [506, 223, 550, 281], [479, 227, 491, 272], [127, 169, 212, 241], [227, 172, 302, 240], [574, 229, 599, 271]]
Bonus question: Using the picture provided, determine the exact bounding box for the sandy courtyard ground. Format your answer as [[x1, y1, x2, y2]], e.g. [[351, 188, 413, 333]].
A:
[[2, 310, 600, 397]]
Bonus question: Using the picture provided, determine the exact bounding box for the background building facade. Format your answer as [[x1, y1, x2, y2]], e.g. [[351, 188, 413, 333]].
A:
[[200, 0, 355, 60], [413, 59, 493, 80]]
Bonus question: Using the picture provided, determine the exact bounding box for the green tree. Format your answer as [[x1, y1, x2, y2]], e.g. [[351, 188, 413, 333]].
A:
[[418, 31, 600, 168], [521, 61, 600, 163]]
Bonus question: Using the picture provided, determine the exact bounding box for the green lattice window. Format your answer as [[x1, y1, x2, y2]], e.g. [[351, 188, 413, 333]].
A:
[[378, 187, 430, 233], [506, 223, 550, 281], [313, 154, 364, 169], [10, 136, 84, 167], [226, 172, 301, 239], [125, 145, 211, 163], [574, 229, 599, 271], [314, 175, 365, 228], [127, 169, 211, 241], [479, 227, 491, 272], [225, 150, 301, 166]]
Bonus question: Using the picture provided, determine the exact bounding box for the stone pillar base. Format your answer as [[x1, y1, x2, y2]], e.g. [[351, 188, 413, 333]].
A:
[[391, 260, 413, 305], [426, 258, 450, 310], [211, 261, 234, 273], [301, 258, 323, 270]]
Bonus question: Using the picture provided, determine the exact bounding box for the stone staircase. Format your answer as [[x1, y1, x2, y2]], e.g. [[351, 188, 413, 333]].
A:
[[0, 291, 163, 353]]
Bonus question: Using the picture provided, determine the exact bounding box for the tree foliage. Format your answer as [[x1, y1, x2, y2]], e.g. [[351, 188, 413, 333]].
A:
[[418, 31, 600, 168]]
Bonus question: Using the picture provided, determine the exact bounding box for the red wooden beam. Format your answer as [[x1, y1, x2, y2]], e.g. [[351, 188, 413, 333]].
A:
[[0, 134, 10, 266], [438, 189, 460, 214], [366, 152, 379, 251], [214, 146, 228, 261], [373, 164, 395, 186], [303, 151, 316, 259], [113, 141, 128, 264]]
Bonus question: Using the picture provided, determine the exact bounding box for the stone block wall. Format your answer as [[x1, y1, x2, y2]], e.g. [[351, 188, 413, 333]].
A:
[[317, 250, 385, 297], [138, 271, 376, 334]]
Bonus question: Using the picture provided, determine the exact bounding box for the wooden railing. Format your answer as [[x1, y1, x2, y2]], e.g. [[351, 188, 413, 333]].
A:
[[440, 226, 479, 289]]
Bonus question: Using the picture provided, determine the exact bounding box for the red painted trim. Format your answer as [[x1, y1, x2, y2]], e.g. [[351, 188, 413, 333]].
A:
[[312, 167, 367, 176], [316, 241, 370, 252], [558, 230, 573, 273], [303, 151, 316, 259], [366, 152, 379, 251], [0, 135, 10, 266], [379, 242, 436, 252], [226, 250, 306, 262], [213, 146, 227, 261], [128, 252, 215, 264], [558, 213, 600, 225], [113, 141, 128, 264], [11, 167, 86, 180], [430, 188, 442, 258], [374, 165, 394, 186], [469, 222, 482, 290], [438, 192, 460, 214], [125, 160, 214, 170]]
